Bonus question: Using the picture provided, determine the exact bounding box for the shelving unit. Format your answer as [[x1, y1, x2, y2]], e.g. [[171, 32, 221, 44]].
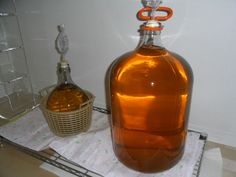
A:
[[0, 108, 207, 177], [0, 0, 38, 123]]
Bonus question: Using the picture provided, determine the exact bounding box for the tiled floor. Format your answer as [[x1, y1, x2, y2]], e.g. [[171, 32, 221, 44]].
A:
[[205, 141, 236, 177]]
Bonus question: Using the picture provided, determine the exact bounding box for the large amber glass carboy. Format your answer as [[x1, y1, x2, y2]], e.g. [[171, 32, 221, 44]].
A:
[[109, 1, 193, 173]]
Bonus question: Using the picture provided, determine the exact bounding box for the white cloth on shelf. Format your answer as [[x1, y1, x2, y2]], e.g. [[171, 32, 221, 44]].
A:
[[0, 107, 204, 177]]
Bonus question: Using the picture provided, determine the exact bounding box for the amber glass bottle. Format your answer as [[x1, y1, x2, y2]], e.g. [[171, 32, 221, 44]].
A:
[[46, 24, 88, 112], [46, 62, 88, 112], [109, 3, 193, 173]]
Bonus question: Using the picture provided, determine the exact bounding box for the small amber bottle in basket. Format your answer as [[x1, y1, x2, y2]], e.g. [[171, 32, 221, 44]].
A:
[[41, 25, 94, 137], [46, 26, 89, 112]]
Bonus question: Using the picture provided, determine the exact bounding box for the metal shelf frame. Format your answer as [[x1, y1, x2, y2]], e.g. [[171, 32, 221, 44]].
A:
[[0, 107, 207, 177]]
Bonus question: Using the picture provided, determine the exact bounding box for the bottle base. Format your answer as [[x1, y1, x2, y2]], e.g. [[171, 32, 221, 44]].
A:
[[114, 145, 184, 173]]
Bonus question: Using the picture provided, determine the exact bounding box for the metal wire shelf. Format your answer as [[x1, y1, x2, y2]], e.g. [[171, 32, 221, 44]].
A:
[[0, 107, 207, 177]]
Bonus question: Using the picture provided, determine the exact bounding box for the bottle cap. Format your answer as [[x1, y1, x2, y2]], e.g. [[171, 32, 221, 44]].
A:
[[137, 0, 173, 31]]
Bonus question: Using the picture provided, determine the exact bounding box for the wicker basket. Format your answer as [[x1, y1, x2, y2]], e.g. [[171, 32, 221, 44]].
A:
[[39, 86, 95, 137]]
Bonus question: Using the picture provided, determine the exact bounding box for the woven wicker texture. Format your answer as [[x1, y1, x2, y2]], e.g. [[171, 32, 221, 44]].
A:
[[39, 86, 94, 137]]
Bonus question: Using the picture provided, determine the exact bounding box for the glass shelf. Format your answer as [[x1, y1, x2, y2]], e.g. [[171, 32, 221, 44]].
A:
[[0, 46, 22, 53], [0, 0, 38, 122], [0, 92, 39, 120], [0, 12, 15, 17], [0, 71, 27, 84], [0, 47, 37, 119]]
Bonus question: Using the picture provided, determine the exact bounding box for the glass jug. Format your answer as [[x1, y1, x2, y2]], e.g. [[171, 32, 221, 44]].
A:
[[109, 0, 193, 173], [47, 25, 88, 112]]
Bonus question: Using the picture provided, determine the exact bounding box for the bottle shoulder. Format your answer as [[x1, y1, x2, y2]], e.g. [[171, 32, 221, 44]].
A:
[[111, 47, 193, 79], [54, 83, 80, 91], [48, 83, 88, 101], [46, 83, 89, 112], [110, 47, 193, 94]]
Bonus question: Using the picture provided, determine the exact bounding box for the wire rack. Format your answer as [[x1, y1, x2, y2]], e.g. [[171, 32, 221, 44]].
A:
[[0, 106, 207, 177]]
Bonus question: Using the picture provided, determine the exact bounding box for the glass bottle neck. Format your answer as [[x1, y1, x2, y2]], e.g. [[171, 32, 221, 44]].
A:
[[137, 30, 163, 48], [57, 64, 74, 85]]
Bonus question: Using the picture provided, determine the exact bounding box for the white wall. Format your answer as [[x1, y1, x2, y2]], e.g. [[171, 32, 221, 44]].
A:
[[14, 0, 236, 147]]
